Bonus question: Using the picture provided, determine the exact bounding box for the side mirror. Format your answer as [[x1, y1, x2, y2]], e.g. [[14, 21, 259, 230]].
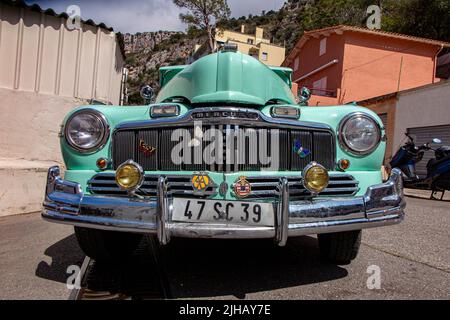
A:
[[298, 87, 311, 105], [140, 85, 154, 102], [432, 138, 442, 144]]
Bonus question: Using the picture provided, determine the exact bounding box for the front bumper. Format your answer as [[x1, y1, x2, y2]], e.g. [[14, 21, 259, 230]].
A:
[[42, 167, 405, 246]]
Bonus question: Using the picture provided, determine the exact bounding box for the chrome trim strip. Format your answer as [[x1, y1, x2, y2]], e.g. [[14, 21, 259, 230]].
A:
[[114, 107, 334, 133]]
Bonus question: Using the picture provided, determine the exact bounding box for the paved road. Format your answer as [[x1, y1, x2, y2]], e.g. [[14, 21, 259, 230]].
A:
[[0, 195, 448, 300]]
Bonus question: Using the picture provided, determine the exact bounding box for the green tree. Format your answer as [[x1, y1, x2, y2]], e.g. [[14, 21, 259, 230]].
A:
[[382, 0, 450, 42], [173, 0, 231, 53]]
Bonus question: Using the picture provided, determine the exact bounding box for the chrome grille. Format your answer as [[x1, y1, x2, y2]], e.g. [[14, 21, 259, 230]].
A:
[[87, 173, 358, 200], [87, 174, 217, 197], [112, 125, 335, 173], [242, 174, 360, 200]]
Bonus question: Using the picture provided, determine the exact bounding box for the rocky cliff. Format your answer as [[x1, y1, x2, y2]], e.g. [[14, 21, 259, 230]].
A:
[[124, 31, 205, 104]]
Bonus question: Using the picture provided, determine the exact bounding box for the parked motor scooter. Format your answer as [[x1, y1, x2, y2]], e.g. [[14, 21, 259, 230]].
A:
[[390, 133, 450, 200]]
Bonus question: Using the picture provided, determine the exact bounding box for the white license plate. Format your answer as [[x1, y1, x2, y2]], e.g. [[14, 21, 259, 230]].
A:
[[172, 198, 275, 227]]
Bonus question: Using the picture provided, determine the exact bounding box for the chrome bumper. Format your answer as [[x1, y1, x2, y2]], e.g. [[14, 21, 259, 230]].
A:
[[42, 167, 405, 246]]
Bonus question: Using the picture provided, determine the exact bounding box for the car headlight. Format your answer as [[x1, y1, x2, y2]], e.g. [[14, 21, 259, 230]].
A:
[[64, 109, 109, 153], [338, 112, 381, 156]]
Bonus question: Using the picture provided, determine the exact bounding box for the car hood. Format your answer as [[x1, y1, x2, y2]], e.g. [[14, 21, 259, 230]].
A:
[[156, 51, 296, 106]]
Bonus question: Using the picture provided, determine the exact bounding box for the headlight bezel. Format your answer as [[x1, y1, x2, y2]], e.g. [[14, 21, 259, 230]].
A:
[[337, 112, 382, 156], [64, 109, 110, 154]]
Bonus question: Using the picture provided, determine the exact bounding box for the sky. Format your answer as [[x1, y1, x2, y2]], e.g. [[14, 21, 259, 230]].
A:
[[25, 0, 286, 34]]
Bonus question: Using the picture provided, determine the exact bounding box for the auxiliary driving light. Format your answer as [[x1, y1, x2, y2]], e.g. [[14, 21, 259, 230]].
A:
[[115, 160, 144, 191], [302, 162, 329, 194]]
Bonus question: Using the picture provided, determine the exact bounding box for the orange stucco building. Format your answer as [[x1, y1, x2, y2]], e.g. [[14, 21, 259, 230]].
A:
[[283, 25, 450, 106]]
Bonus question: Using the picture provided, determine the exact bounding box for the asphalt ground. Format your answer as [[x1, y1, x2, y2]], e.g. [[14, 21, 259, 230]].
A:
[[0, 192, 448, 300]]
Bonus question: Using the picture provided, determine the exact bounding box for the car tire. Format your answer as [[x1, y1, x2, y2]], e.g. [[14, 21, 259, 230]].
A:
[[318, 230, 362, 264], [74, 227, 143, 262]]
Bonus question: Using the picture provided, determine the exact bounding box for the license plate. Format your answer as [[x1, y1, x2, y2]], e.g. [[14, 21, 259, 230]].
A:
[[172, 198, 275, 226]]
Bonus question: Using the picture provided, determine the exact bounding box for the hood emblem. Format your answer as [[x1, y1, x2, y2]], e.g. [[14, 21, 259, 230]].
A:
[[233, 176, 251, 198], [138, 139, 157, 157], [293, 139, 311, 159]]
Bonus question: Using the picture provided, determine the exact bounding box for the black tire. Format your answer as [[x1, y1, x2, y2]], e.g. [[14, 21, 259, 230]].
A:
[[74, 227, 143, 262], [318, 230, 362, 264]]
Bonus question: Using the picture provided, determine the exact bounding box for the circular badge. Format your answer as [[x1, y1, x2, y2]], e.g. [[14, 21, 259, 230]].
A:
[[219, 181, 229, 197], [191, 173, 211, 192], [233, 176, 251, 198]]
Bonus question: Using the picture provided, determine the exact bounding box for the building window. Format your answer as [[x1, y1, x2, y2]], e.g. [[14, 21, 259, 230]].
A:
[[312, 77, 328, 96], [319, 38, 327, 56], [262, 52, 268, 61], [247, 38, 254, 44], [294, 57, 300, 71]]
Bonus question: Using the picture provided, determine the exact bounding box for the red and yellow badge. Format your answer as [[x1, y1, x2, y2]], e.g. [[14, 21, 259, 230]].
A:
[[233, 176, 251, 198], [138, 139, 156, 157]]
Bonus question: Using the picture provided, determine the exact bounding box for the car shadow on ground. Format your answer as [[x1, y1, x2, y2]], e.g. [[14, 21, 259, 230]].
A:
[[35, 233, 84, 284], [159, 236, 349, 299]]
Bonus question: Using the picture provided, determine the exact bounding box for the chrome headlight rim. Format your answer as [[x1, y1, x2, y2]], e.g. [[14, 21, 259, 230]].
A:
[[337, 112, 382, 157], [64, 109, 110, 154]]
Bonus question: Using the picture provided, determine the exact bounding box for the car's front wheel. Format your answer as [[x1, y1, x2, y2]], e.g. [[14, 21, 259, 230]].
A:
[[74, 227, 143, 262], [318, 230, 362, 264]]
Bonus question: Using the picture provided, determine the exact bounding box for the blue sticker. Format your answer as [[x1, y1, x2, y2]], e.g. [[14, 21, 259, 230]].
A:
[[293, 139, 311, 159]]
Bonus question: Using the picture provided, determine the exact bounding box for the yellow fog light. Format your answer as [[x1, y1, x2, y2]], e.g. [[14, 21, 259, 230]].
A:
[[115, 160, 144, 191], [302, 162, 329, 194]]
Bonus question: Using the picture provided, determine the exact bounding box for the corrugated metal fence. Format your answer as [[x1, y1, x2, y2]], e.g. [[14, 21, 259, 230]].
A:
[[0, 2, 124, 104]]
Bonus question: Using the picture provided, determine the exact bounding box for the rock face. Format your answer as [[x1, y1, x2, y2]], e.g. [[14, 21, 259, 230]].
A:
[[124, 31, 178, 54], [123, 31, 205, 104], [121, 0, 320, 104]]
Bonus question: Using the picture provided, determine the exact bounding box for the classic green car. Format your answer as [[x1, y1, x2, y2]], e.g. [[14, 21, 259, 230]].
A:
[[43, 49, 405, 264]]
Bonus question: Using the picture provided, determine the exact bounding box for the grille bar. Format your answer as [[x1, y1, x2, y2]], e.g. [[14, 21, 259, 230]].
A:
[[88, 173, 359, 200]]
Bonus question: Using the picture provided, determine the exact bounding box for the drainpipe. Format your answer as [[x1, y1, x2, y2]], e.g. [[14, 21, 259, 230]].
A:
[[433, 44, 444, 83]]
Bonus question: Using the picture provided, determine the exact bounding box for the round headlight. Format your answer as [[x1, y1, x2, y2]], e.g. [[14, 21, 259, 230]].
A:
[[302, 162, 329, 194], [338, 113, 381, 155], [115, 160, 144, 191], [65, 110, 109, 153]]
